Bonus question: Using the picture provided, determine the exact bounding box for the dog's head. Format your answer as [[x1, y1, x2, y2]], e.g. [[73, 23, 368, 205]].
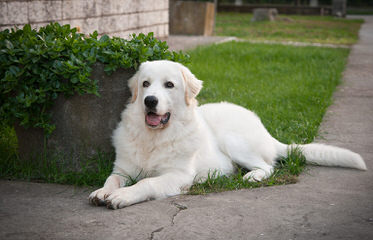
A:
[[128, 60, 203, 129]]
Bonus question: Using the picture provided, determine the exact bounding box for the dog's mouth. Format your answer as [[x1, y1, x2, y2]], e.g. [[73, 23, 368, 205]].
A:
[[145, 112, 171, 128]]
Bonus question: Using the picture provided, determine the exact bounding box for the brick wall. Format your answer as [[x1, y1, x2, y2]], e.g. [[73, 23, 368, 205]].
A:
[[0, 0, 169, 39]]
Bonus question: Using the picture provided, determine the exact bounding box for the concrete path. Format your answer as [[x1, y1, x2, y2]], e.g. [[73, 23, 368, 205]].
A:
[[166, 35, 233, 51], [1, 17, 373, 239]]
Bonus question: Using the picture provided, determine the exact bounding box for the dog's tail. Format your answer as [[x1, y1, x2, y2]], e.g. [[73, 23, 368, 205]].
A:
[[275, 141, 367, 170]]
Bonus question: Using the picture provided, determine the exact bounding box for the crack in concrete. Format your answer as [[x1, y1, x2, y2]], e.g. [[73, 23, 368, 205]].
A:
[[149, 227, 164, 240], [149, 201, 188, 240], [171, 202, 188, 225]]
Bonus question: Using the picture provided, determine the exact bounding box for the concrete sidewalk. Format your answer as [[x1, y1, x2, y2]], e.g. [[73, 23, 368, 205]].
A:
[[1, 18, 373, 239], [166, 35, 234, 51]]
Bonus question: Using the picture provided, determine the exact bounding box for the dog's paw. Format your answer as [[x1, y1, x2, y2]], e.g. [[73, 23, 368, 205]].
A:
[[104, 188, 139, 210], [243, 169, 268, 182], [89, 187, 113, 206]]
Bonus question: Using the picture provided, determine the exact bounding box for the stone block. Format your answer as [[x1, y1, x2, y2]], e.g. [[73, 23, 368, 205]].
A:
[[139, 11, 163, 27], [111, 30, 132, 39], [332, 0, 346, 17], [160, 0, 168, 9], [251, 8, 278, 22], [6, 1, 28, 25], [0, 26, 9, 32], [121, 28, 142, 38], [98, 14, 133, 34], [163, 23, 169, 37], [160, 10, 169, 23], [139, 25, 159, 37], [101, 0, 138, 15], [169, 1, 215, 36], [0, 2, 8, 25], [15, 63, 135, 162], [61, 18, 96, 35], [62, 0, 102, 19], [155, 25, 163, 38], [139, 0, 167, 11], [30, 22, 52, 31], [127, 13, 140, 30], [85, 18, 100, 34], [0, 25, 23, 32], [28, 0, 63, 23], [57, 19, 77, 31]]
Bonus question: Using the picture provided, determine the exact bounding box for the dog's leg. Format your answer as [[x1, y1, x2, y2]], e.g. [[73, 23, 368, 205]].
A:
[[243, 164, 274, 182], [88, 166, 132, 206], [222, 136, 274, 182], [235, 155, 274, 182], [89, 173, 126, 206], [104, 171, 193, 209]]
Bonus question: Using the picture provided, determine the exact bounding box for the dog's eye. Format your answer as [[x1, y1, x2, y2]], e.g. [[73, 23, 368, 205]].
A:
[[165, 81, 174, 89], [143, 81, 150, 88]]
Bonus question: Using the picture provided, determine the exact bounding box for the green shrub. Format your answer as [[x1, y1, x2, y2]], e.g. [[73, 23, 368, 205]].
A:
[[0, 23, 189, 135]]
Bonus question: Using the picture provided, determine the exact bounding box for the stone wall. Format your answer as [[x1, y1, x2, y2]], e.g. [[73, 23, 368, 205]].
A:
[[0, 0, 169, 39]]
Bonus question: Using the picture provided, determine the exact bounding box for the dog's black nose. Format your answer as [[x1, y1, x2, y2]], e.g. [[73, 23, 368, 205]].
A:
[[144, 96, 158, 109]]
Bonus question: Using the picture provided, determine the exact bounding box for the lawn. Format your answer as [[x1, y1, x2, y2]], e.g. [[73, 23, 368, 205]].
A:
[[187, 42, 350, 193], [215, 12, 363, 45], [0, 41, 350, 193]]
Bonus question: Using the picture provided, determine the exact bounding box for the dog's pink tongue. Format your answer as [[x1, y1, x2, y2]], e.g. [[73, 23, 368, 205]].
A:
[[146, 114, 161, 126]]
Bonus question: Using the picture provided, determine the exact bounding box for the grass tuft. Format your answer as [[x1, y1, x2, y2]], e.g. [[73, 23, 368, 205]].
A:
[[189, 147, 307, 195], [113, 170, 144, 186], [277, 146, 307, 176]]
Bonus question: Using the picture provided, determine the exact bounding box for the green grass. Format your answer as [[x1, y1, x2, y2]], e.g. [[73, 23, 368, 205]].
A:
[[216, 13, 363, 45], [185, 42, 349, 193], [189, 42, 349, 144], [190, 147, 306, 195], [0, 42, 350, 193]]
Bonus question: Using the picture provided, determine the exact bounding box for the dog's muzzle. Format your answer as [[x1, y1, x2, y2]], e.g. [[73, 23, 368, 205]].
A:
[[144, 95, 171, 128], [145, 112, 171, 128]]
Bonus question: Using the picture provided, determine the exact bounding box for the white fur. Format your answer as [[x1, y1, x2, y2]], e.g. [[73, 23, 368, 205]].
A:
[[89, 60, 367, 209]]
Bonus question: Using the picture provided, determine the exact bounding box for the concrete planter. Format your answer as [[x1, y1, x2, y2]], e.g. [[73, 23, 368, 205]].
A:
[[332, 0, 346, 17], [15, 63, 134, 161], [170, 1, 215, 36]]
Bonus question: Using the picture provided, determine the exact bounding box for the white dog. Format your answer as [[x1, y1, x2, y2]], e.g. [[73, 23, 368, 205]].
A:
[[89, 60, 367, 209]]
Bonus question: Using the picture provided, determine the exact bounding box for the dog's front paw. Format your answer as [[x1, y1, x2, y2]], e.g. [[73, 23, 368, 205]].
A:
[[243, 169, 268, 182], [104, 188, 140, 210], [89, 187, 113, 206]]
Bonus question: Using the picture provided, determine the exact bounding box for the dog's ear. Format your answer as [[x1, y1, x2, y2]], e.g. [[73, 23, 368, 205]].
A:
[[128, 71, 139, 103], [180, 65, 203, 106]]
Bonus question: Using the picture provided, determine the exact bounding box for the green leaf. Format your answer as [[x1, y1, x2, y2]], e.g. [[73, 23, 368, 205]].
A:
[[4, 40, 14, 50], [146, 48, 153, 56], [23, 24, 32, 33], [99, 35, 109, 43], [70, 77, 79, 83]]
